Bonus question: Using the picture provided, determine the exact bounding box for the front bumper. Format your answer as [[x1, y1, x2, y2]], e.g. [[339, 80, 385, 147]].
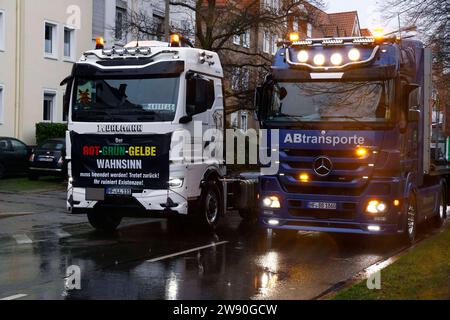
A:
[[68, 187, 188, 215], [259, 176, 405, 235]]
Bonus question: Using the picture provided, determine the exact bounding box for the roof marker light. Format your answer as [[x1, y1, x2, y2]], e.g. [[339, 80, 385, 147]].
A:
[[289, 32, 300, 42], [373, 27, 385, 40], [313, 54, 325, 66], [170, 34, 181, 47], [96, 37, 105, 50], [330, 53, 343, 66], [297, 50, 309, 63], [348, 48, 361, 61]]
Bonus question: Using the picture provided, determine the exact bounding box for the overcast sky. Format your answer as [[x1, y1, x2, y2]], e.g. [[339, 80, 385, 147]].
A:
[[325, 0, 398, 32]]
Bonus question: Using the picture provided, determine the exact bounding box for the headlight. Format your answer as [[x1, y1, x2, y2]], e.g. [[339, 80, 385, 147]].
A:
[[168, 178, 184, 188], [366, 200, 388, 214], [262, 196, 281, 209]]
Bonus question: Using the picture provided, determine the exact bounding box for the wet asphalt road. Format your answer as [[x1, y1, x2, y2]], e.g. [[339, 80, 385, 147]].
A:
[[0, 187, 443, 300]]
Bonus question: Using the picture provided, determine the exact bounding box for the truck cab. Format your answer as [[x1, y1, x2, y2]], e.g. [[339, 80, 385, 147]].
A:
[[256, 33, 447, 242], [64, 38, 227, 231]]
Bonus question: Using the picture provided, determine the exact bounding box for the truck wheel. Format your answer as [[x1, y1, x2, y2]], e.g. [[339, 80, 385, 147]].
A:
[[197, 181, 222, 229], [87, 210, 122, 232], [433, 188, 447, 228], [403, 195, 418, 244]]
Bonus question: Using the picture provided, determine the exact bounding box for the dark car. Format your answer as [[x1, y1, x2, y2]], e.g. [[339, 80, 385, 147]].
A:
[[29, 138, 67, 180], [0, 137, 31, 179]]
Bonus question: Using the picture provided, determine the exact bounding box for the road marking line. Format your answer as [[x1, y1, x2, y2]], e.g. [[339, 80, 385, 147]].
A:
[[0, 294, 28, 300], [56, 230, 71, 238], [147, 241, 229, 263], [12, 234, 33, 245]]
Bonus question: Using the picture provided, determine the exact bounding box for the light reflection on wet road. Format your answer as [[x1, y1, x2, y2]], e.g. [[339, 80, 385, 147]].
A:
[[0, 190, 442, 300]]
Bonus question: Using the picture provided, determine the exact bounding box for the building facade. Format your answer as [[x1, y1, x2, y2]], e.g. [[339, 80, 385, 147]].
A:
[[92, 0, 195, 49], [0, 0, 93, 144]]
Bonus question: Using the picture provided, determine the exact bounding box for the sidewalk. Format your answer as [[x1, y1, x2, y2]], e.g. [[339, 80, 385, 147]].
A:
[[333, 225, 450, 300]]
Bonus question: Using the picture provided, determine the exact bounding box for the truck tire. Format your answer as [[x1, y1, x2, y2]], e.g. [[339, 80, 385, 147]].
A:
[[403, 194, 418, 244], [433, 187, 447, 228], [87, 210, 122, 232], [196, 181, 222, 229]]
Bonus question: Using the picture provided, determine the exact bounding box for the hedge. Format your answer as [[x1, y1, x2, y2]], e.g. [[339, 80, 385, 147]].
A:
[[35, 123, 68, 145]]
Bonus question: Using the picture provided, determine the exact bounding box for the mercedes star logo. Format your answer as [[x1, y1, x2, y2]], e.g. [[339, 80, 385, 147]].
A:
[[313, 156, 333, 177]]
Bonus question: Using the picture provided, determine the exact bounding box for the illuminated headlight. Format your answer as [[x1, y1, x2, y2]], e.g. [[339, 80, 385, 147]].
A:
[[348, 48, 361, 61], [368, 225, 381, 232], [262, 196, 281, 209], [313, 54, 325, 66], [330, 53, 343, 66], [168, 178, 184, 188], [366, 200, 388, 214], [268, 219, 280, 226], [297, 50, 309, 63]]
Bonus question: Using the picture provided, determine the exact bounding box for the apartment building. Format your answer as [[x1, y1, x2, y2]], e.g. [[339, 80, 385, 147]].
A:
[[0, 0, 93, 144], [92, 0, 195, 48]]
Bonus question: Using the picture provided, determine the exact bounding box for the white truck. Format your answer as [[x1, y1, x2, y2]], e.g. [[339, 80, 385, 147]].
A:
[[63, 37, 258, 231]]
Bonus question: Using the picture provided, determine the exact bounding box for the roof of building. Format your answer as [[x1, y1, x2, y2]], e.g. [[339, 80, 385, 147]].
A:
[[360, 28, 373, 37], [327, 11, 360, 37]]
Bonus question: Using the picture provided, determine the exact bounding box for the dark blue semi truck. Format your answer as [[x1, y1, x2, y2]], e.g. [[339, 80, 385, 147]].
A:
[[256, 33, 448, 242]]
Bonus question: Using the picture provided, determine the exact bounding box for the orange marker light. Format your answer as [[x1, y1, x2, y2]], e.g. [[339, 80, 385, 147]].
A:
[[299, 173, 310, 183], [356, 147, 368, 157], [96, 37, 105, 49], [289, 32, 300, 42], [394, 200, 400, 206], [170, 34, 181, 47]]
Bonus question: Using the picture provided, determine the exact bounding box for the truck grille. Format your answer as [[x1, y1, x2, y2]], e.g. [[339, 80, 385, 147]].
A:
[[279, 148, 376, 197]]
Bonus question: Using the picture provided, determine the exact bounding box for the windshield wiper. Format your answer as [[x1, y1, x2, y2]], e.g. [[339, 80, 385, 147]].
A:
[[321, 116, 364, 123], [272, 113, 306, 121]]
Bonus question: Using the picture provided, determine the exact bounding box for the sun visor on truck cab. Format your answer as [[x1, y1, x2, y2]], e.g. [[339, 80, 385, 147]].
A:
[[272, 64, 397, 82], [73, 61, 185, 79]]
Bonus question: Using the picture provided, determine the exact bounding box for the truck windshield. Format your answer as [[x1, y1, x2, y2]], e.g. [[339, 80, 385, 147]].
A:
[[71, 77, 180, 122], [268, 81, 393, 123]]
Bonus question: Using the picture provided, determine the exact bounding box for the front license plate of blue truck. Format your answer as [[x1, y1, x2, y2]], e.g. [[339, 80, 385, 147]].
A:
[[307, 202, 337, 210]]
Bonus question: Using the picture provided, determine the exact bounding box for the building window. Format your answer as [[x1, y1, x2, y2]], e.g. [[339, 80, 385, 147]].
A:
[[0, 85, 4, 124], [307, 23, 313, 38], [243, 30, 250, 48], [64, 27, 75, 60], [241, 113, 248, 131], [293, 17, 299, 32], [0, 10, 5, 51], [115, 7, 126, 41], [43, 91, 56, 122], [263, 31, 270, 53], [231, 68, 250, 92], [271, 34, 278, 55], [44, 22, 58, 57], [233, 34, 241, 46], [153, 14, 165, 40]]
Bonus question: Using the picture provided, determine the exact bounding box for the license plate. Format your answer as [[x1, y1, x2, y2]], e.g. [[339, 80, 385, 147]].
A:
[[307, 201, 337, 210], [106, 188, 132, 196], [38, 157, 54, 162]]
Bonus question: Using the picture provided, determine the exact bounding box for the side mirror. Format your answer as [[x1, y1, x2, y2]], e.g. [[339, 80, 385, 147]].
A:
[[179, 115, 193, 124]]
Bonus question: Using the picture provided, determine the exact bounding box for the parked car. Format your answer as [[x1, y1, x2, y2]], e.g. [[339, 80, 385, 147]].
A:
[[29, 138, 67, 180], [0, 137, 32, 179]]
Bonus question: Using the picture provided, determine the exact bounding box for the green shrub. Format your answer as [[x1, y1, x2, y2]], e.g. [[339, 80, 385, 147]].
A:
[[35, 123, 68, 145]]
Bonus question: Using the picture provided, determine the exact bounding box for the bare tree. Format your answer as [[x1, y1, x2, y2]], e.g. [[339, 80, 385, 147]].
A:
[[381, 0, 449, 112], [115, 1, 325, 116]]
